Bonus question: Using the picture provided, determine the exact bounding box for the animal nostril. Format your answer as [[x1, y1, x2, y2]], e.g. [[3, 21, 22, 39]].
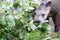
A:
[[42, 14, 45, 17]]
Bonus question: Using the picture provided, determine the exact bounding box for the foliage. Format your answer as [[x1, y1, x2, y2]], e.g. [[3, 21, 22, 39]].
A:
[[0, 0, 49, 40], [44, 32, 60, 40]]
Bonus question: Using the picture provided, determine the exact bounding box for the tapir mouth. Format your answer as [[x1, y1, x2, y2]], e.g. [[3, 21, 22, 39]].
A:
[[33, 20, 40, 23]]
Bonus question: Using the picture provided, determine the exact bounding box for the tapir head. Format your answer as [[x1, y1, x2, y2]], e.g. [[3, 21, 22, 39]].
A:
[[33, 0, 51, 23]]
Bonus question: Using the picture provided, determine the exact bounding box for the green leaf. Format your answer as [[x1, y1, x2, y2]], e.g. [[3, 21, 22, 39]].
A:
[[27, 30, 42, 40], [19, 30, 27, 39], [30, 24, 37, 31], [31, 0, 41, 8], [1, 38, 4, 40], [13, 1, 20, 7], [6, 15, 15, 27], [1, 16, 6, 25], [0, 14, 6, 25]]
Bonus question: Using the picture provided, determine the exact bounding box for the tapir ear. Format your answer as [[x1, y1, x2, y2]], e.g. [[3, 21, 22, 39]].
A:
[[46, 1, 51, 7]]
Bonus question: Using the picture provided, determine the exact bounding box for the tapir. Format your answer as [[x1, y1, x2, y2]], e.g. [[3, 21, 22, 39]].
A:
[[33, 0, 60, 32]]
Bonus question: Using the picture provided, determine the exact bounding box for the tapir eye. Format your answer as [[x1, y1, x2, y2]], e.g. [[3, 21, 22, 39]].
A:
[[42, 14, 45, 17], [46, 1, 51, 7]]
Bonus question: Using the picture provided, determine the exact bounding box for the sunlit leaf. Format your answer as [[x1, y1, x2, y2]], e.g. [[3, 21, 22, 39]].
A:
[[6, 15, 15, 27]]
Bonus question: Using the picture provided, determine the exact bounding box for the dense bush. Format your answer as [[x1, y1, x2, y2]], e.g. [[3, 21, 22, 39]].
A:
[[0, 0, 49, 40]]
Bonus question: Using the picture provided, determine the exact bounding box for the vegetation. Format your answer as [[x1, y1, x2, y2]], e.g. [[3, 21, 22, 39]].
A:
[[0, 0, 51, 40]]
